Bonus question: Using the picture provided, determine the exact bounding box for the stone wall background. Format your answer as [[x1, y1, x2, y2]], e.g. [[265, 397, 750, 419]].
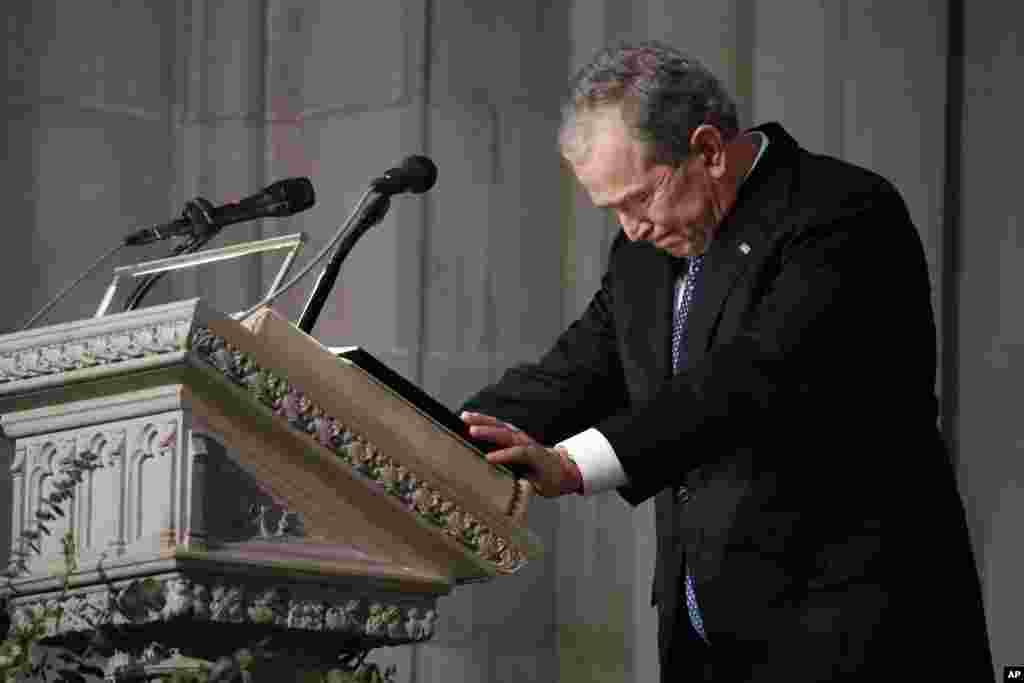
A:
[[2, 2, 1018, 681]]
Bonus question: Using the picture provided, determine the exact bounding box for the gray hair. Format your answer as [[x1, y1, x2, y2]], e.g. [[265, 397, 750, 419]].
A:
[[559, 41, 739, 165]]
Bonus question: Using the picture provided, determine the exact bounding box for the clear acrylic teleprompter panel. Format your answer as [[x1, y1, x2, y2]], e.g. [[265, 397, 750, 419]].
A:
[[94, 233, 306, 318]]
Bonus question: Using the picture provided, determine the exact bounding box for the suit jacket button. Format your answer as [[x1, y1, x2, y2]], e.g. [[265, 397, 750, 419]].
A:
[[675, 485, 690, 504]]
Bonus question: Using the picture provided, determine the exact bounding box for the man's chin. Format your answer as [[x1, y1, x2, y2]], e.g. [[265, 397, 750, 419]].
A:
[[659, 242, 705, 258]]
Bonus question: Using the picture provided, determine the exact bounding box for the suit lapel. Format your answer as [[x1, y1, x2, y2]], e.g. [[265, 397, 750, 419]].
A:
[[686, 123, 797, 365]]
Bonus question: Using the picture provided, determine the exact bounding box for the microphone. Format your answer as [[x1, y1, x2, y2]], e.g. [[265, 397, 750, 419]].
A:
[[124, 177, 316, 246], [371, 155, 438, 196], [296, 156, 438, 333]]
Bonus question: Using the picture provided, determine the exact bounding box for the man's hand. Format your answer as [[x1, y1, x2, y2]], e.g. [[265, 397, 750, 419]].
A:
[[460, 411, 583, 497], [487, 444, 581, 497]]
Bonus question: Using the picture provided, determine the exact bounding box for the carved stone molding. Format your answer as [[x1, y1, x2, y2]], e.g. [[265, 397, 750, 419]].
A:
[[1, 385, 188, 440], [191, 327, 528, 573], [0, 317, 191, 384], [10, 574, 439, 645]]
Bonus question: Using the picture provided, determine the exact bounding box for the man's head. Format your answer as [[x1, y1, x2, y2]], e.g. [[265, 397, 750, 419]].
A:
[[560, 42, 748, 257]]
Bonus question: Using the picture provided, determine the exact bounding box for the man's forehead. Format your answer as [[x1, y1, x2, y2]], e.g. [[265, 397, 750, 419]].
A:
[[567, 107, 653, 206], [569, 107, 642, 161]]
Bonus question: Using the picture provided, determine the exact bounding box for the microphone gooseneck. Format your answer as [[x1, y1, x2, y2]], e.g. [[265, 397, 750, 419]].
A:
[[294, 156, 438, 334]]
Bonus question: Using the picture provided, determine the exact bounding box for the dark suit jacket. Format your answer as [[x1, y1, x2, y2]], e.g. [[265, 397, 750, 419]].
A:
[[462, 123, 993, 681]]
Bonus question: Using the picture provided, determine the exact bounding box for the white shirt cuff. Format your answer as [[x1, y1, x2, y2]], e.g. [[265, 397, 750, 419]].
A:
[[557, 428, 629, 495]]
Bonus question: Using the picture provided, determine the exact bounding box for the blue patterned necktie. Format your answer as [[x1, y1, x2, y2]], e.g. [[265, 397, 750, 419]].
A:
[[671, 254, 705, 372], [671, 254, 711, 646]]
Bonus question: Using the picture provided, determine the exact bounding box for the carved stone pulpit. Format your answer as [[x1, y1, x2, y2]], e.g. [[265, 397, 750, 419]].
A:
[[0, 299, 540, 681]]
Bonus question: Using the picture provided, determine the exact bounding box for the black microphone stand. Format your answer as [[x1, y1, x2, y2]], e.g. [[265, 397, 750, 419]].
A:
[[122, 197, 218, 312], [297, 192, 391, 334]]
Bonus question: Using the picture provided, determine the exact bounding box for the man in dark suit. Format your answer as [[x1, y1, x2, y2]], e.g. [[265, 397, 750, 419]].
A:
[[460, 42, 994, 681]]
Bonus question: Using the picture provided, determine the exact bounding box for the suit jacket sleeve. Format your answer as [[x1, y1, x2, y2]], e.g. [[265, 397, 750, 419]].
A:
[[460, 236, 631, 446]]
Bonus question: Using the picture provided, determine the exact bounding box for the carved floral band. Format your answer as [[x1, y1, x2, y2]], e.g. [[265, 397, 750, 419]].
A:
[[11, 575, 438, 644], [190, 328, 528, 573]]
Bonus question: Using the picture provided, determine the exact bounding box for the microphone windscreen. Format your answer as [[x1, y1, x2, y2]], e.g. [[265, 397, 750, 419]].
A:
[[401, 156, 438, 194], [266, 177, 316, 214], [373, 156, 438, 195]]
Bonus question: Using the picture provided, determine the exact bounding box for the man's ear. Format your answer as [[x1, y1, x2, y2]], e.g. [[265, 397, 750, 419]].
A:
[[689, 124, 727, 179]]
